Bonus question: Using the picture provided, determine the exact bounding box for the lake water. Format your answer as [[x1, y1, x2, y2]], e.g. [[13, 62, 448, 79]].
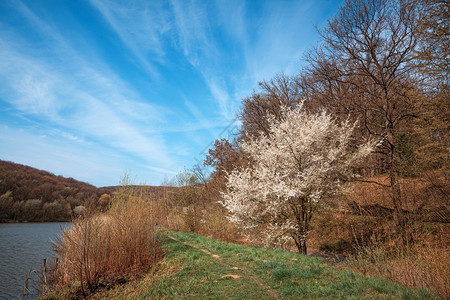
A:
[[0, 223, 71, 300]]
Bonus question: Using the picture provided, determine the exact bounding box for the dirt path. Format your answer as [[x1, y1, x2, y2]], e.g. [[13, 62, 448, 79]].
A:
[[168, 235, 221, 259], [168, 235, 280, 299]]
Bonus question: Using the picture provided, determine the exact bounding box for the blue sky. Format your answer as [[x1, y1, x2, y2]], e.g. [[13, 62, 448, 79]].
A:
[[0, 0, 341, 187]]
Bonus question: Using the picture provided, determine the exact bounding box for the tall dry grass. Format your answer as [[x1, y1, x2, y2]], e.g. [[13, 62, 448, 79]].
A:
[[309, 172, 449, 298], [165, 202, 239, 242], [198, 204, 240, 242], [50, 184, 163, 296], [348, 226, 449, 299]]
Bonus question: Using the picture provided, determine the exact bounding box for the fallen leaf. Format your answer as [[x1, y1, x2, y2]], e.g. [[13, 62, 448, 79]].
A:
[[221, 274, 240, 279]]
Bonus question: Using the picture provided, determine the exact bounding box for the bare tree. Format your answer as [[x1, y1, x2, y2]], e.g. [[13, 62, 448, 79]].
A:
[[190, 163, 211, 188], [239, 74, 302, 139], [307, 0, 420, 227]]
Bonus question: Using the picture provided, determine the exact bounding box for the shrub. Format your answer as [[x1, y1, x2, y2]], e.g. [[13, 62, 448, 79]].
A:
[[198, 204, 239, 242], [50, 185, 162, 297]]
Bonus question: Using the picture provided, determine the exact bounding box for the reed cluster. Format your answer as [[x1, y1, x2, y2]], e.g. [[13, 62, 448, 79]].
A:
[[50, 184, 162, 297]]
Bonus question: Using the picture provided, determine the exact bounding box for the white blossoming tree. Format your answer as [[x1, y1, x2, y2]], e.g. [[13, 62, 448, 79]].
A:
[[221, 102, 377, 254]]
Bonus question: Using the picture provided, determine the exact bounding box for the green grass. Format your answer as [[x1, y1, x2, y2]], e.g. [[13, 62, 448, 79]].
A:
[[77, 231, 439, 299]]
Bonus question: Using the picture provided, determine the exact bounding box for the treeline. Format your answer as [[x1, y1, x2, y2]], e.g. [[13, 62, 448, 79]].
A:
[[0, 160, 110, 222]]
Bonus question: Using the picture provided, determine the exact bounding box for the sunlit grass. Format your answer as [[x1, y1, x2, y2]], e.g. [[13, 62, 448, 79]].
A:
[[91, 231, 438, 299]]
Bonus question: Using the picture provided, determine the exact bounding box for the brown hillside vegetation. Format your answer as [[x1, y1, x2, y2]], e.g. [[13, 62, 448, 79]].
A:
[[345, 173, 450, 223], [308, 173, 449, 298], [0, 160, 183, 223], [0, 160, 110, 222]]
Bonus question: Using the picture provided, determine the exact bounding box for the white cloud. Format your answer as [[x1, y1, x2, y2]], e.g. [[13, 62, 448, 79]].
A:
[[145, 165, 178, 176], [169, 0, 216, 64], [167, 0, 319, 121], [89, 0, 241, 127]]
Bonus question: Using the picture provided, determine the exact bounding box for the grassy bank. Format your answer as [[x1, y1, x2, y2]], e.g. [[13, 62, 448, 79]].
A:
[[72, 231, 439, 299]]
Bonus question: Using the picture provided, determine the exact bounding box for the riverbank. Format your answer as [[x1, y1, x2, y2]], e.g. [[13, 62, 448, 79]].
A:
[[42, 230, 439, 299]]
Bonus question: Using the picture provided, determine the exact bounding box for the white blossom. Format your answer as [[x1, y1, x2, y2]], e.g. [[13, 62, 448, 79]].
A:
[[221, 102, 377, 252]]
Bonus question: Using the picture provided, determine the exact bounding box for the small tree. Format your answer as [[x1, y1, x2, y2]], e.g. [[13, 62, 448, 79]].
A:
[[170, 169, 202, 233], [306, 0, 420, 228], [221, 103, 376, 254]]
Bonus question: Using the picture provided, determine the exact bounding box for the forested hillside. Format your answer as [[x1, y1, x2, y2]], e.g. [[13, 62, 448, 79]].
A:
[[0, 160, 110, 222]]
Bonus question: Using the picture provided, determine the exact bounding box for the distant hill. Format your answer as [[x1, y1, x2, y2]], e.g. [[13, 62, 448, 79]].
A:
[[0, 160, 110, 222]]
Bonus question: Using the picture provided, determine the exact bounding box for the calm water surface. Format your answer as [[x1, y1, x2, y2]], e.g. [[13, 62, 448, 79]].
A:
[[0, 223, 71, 299]]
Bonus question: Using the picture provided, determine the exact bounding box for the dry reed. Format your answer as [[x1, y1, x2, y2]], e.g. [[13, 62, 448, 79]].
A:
[[348, 225, 449, 299], [50, 185, 162, 296]]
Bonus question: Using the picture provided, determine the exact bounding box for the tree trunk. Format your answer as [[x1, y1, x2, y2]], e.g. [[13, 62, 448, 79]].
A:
[[291, 198, 311, 255], [292, 231, 308, 255], [390, 164, 405, 228], [387, 127, 406, 228], [298, 236, 307, 255]]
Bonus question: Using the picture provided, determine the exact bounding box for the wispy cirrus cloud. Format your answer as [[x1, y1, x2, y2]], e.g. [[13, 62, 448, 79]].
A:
[[0, 2, 178, 181], [168, 0, 238, 119], [90, 0, 240, 127], [89, 0, 332, 122], [167, 0, 328, 120], [169, 0, 217, 64]]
